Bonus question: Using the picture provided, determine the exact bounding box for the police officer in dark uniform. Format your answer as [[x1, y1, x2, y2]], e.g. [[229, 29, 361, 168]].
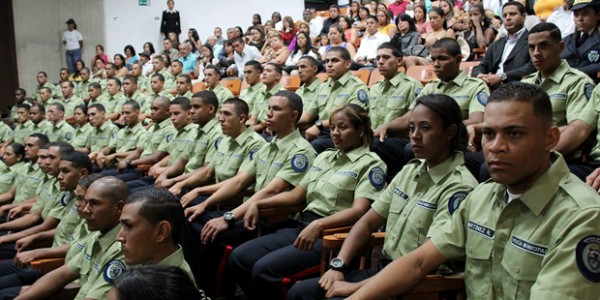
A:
[[561, 0, 600, 82]]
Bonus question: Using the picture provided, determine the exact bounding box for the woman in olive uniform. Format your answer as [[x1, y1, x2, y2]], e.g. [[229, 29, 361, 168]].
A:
[[0, 143, 26, 194], [228, 104, 387, 300]]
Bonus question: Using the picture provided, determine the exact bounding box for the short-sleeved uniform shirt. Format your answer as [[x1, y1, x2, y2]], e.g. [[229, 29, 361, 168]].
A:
[[109, 123, 146, 154], [522, 60, 594, 126], [251, 84, 286, 123], [420, 71, 488, 120], [75, 80, 91, 100], [431, 153, 600, 299], [47, 120, 75, 143], [102, 92, 128, 115], [184, 118, 222, 173], [300, 145, 386, 217], [30, 177, 63, 220], [208, 84, 234, 106], [141, 90, 174, 114], [61, 95, 85, 116], [0, 123, 13, 143], [71, 123, 94, 149], [295, 79, 322, 112], [371, 153, 477, 259], [0, 161, 25, 194], [578, 85, 600, 161], [239, 130, 317, 192], [31, 119, 52, 136], [157, 247, 195, 283], [239, 83, 266, 113], [68, 225, 126, 300], [140, 118, 176, 158], [309, 71, 370, 120], [14, 162, 44, 203], [177, 90, 193, 99], [209, 127, 266, 183], [88, 121, 119, 153], [52, 191, 79, 247], [33, 82, 56, 102], [126, 90, 147, 105], [13, 120, 34, 145], [161, 123, 198, 165], [369, 72, 423, 130]]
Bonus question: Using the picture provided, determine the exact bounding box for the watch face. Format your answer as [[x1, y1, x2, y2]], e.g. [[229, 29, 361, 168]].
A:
[[224, 212, 234, 221], [331, 257, 343, 268]]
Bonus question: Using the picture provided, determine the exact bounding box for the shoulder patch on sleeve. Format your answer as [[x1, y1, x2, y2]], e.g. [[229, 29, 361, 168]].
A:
[[585, 83, 594, 101], [448, 191, 469, 215], [357, 89, 368, 103], [415, 88, 423, 97], [65, 132, 73, 141], [291, 153, 309, 172], [60, 193, 70, 207], [249, 149, 258, 161], [369, 167, 386, 189], [215, 136, 223, 149], [103, 260, 126, 283], [166, 133, 174, 142], [112, 132, 117, 139], [477, 92, 488, 106], [576, 235, 600, 282]]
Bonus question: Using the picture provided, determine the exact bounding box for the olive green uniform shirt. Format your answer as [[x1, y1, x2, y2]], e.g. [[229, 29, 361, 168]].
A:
[[209, 127, 266, 183], [140, 118, 177, 158], [239, 82, 266, 113], [160, 123, 198, 165], [61, 95, 85, 116], [13, 120, 34, 145], [309, 71, 370, 120], [295, 79, 322, 113], [31, 119, 52, 136], [33, 82, 56, 102], [371, 153, 477, 260], [125, 90, 147, 104], [578, 85, 600, 161], [208, 84, 234, 106], [369, 72, 423, 130], [109, 123, 146, 154], [0, 161, 25, 194], [52, 191, 79, 247], [71, 123, 94, 149], [184, 118, 223, 173], [74, 80, 91, 100], [420, 71, 488, 120], [68, 224, 126, 300], [251, 84, 286, 123], [141, 90, 174, 114], [300, 145, 386, 217], [431, 152, 600, 299], [102, 92, 128, 115], [522, 60, 594, 126], [30, 177, 63, 220], [88, 121, 119, 152], [177, 90, 193, 99], [47, 120, 75, 143], [0, 123, 13, 143], [239, 130, 316, 192], [13, 162, 44, 203], [158, 247, 195, 283]]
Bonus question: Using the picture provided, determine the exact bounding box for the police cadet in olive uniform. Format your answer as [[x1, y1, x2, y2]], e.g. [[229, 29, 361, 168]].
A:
[[86, 104, 119, 159], [347, 82, 600, 300], [33, 72, 55, 103], [96, 101, 146, 169], [45, 103, 75, 143], [170, 98, 265, 201], [131, 62, 150, 94], [182, 91, 316, 297], [29, 104, 52, 136], [112, 96, 176, 181], [295, 56, 322, 110], [248, 62, 286, 133], [123, 98, 193, 189], [289, 95, 478, 300], [561, 0, 600, 83], [204, 65, 234, 105], [74, 67, 92, 101], [59, 81, 84, 119], [70, 104, 94, 150], [151, 56, 175, 91], [87, 82, 105, 107], [175, 74, 193, 98], [122, 75, 146, 104], [0, 144, 25, 195], [239, 60, 266, 112], [103, 78, 128, 122], [9, 88, 28, 124], [370, 43, 423, 177], [16, 177, 128, 300], [299, 46, 370, 153], [140, 74, 174, 120], [0, 152, 92, 299], [522, 22, 594, 127], [13, 104, 33, 145], [0, 122, 14, 151]]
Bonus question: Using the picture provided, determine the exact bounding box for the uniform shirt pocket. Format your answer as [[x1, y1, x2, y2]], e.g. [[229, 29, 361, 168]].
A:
[[501, 235, 545, 298], [465, 221, 495, 297]]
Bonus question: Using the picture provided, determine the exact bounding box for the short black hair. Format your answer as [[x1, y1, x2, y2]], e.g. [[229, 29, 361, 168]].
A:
[[377, 42, 403, 57], [528, 22, 562, 43], [48, 141, 75, 157], [61, 151, 92, 173], [29, 133, 49, 147], [113, 265, 202, 300], [488, 81, 553, 127], [170, 97, 192, 110], [223, 98, 250, 117], [245, 60, 263, 72], [89, 103, 106, 113], [49, 103, 65, 113], [151, 73, 165, 82], [432, 38, 462, 56], [274, 90, 303, 124], [192, 91, 219, 112], [123, 100, 141, 111]]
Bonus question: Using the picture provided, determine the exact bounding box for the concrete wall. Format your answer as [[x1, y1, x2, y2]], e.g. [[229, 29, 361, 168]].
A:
[[13, 0, 304, 95], [13, 0, 105, 94]]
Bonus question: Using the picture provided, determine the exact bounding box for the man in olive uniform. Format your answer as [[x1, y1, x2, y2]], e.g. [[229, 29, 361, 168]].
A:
[[346, 82, 600, 300], [74, 67, 92, 101], [33, 72, 55, 103], [130, 63, 150, 94], [95, 101, 146, 169], [248, 63, 286, 133], [46, 103, 75, 143], [13, 104, 34, 145], [103, 78, 128, 122], [0, 122, 13, 155], [204, 65, 234, 105], [182, 91, 317, 296], [9, 89, 28, 124], [239, 60, 265, 113], [295, 56, 322, 110], [85, 104, 119, 156], [87, 83, 106, 107], [175, 74, 193, 98], [151, 56, 175, 91], [16, 177, 128, 300], [299, 46, 370, 153], [29, 104, 52, 135], [59, 81, 84, 119], [140, 73, 174, 120], [38, 87, 56, 107], [122, 75, 146, 104]]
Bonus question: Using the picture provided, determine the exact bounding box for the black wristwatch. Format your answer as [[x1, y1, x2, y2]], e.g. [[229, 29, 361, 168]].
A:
[[329, 257, 348, 272], [315, 120, 324, 131], [223, 211, 235, 228]]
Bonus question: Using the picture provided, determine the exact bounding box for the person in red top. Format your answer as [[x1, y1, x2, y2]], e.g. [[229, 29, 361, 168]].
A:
[[281, 16, 298, 46], [389, 0, 411, 17]]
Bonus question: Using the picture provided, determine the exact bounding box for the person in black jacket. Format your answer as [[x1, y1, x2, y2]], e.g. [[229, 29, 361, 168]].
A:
[[471, 1, 535, 89], [161, 0, 181, 38], [561, 0, 600, 83]]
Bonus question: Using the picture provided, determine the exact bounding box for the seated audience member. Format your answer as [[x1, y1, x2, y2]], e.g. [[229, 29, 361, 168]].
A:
[[12, 104, 33, 145], [294, 56, 322, 110], [376, 9, 398, 38], [86, 104, 119, 157], [150, 56, 175, 91], [178, 41, 197, 75], [181, 91, 315, 297], [204, 65, 234, 105], [54, 69, 70, 101], [413, 4, 432, 35], [29, 103, 52, 135], [299, 47, 369, 153], [560, 0, 600, 83], [456, 4, 496, 61], [122, 75, 146, 104], [288, 94, 478, 299], [194, 44, 214, 82], [323, 24, 357, 59], [0, 121, 13, 157], [138, 51, 153, 77], [70, 104, 94, 151], [403, 7, 456, 68], [130, 63, 150, 93], [391, 14, 421, 56], [320, 4, 341, 36], [103, 78, 128, 122], [229, 104, 386, 300], [346, 81, 600, 300], [10, 88, 28, 124], [140, 74, 174, 120], [15, 177, 128, 300], [45, 103, 75, 143], [108, 265, 204, 300], [33, 72, 55, 103], [281, 16, 298, 46], [354, 15, 391, 65], [59, 81, 84, 119], [74, 67, 92, 101], [472, 2, 535, 88], [259, 34, 291, 66], [0, 143, 26, 195], [87, 82, 106, 107], [173, 74, 193, 98], [113, 54, 129, 77], [247, 63, 286, 133], [284, 32, 319, 75], [238, 60, 266, 112], [162, 38, 181, 62]]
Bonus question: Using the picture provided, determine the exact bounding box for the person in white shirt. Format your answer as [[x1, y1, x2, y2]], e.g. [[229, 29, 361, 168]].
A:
[[303, 9, 323, 40], [547, 0, 575, 38], [63, 18, 83, 74], [228, 36, 262, 78], [355, 15, 391, 64]]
